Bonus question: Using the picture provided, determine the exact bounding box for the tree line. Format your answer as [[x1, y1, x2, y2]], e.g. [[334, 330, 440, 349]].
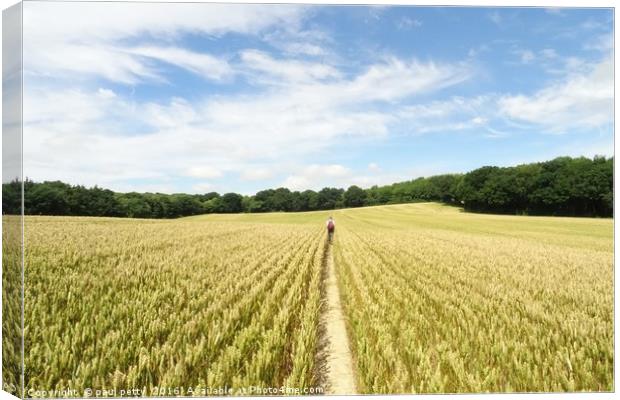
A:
[[2, 156, 613, 218]]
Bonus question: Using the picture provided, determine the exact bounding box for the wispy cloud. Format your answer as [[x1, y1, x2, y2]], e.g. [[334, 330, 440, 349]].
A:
[[513, 49, 535, 64], [240, 167, 274, 181], [23, 53, 471, 191], [488, 11, 502, 25], [397, 16, 422, 30], [539, 48, 558, 59], [23, 2, 307, 84], [499, 57, 613, 133], [185, 166, 224, 179], [24, 2, 307, 42], [467, 44, 490, 58], [128, 46, 233, 81], [282, 163, 402, 191], [192, 182, 214, 193], [240, 49, 341, 84], [395, 95, 499, 136], [584, 33, 613, 53], [580, 17, 611, 31], [20, 3, 613, 193], [368, 163, 381, 172], [263, 27, 332, 57]]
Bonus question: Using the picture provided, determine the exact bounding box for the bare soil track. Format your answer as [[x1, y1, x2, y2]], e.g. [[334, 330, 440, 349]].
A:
[[320, 243, 357, 395]]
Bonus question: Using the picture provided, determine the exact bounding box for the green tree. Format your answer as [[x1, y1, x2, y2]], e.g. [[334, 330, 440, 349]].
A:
[[343, 185, 367, 207], [218, 193, 243, 213], [318, 187, 344, 210], [2, 179, 21, 215], [300, 190, 319, 211]]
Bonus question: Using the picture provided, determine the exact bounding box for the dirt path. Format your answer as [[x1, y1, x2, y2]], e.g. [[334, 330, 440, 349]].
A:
[[321, 244, 357, 394]]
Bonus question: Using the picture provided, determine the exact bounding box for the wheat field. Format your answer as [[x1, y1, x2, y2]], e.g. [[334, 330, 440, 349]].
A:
[[331, 203, 613, 393], [23, 215, 327, 396], [18, 203, 613, 396]]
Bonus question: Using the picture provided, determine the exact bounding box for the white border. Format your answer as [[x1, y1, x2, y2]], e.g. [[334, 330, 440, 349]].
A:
[[0, 1, 616, 400]]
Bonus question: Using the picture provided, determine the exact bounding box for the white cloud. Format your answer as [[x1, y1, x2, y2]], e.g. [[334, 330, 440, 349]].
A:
[[24, 88, 110, 126], [467, 44, 490, 58], [282, 175, 312, 191], [545, 56, 591, 76], [540, 48, 558, 59], [565, 57, 588, 72], [25, 43, 163, 85], [192, 183, 214, 193], [280, 42, 326, 57], [489, 11, 502, 25], [21, 1, 473, 192], [20, 55, 479, 192], [240, 168, 274, 181], [239, 53, 470, 105], [282, 163, 408, 191], [263, 27, 331, 58], [141, 98, 199, 130], [394, 57, 612, 137], [97, 88, 117, 99], [557, 138, 614, 159], [23, 87, 220, 189], [499, 57, 613, 133], [283, 164, 354, 190], [513, 49, 535, 64], [128, 46, 233, 81], [581, 18, 609, 32], [240, 50, 341, 83], [584, 33, 613, 53], [24, 2, 306, 43], [23, 2, 307, 84], [368, 163, 380, 172], [19, 2, 613, 195], [310, 164, 350, 177], [25, 44, 232, 86], [471, 116, 487, 125], [198, 56, 470, 152], [397, 17, 422, 30], [396, 95, 495, 134], [340, 58, 470, 103], [22, 53, 469, 191], [483, 127, 510, 139], [185, 166, 224, 179], [25, 48, 609, 193], [281, 164, 350, 191]]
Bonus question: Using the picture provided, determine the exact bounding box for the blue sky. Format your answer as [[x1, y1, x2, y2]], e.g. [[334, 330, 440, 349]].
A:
[[22, 3, 613, 194]]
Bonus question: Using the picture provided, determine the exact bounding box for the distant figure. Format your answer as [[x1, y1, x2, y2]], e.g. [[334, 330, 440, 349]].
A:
[[326, 216, 335, 243]]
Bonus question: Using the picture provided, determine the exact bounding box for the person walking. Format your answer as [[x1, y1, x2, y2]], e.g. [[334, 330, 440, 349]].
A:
[[326, 216, 335, 243]]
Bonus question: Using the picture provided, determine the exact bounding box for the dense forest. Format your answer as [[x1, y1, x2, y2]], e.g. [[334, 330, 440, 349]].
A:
[[2, 156, 613, 218]]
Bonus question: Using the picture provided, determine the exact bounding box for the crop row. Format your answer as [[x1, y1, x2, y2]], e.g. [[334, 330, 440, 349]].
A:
[[23, 216, 327, 395], [332, 207, 613, 393]]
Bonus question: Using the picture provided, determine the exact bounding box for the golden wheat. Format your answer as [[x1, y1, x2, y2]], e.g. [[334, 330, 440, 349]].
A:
[[331, 203, 613, 393], [18, 203, 613, 396], [23, 216, 326, 396]]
